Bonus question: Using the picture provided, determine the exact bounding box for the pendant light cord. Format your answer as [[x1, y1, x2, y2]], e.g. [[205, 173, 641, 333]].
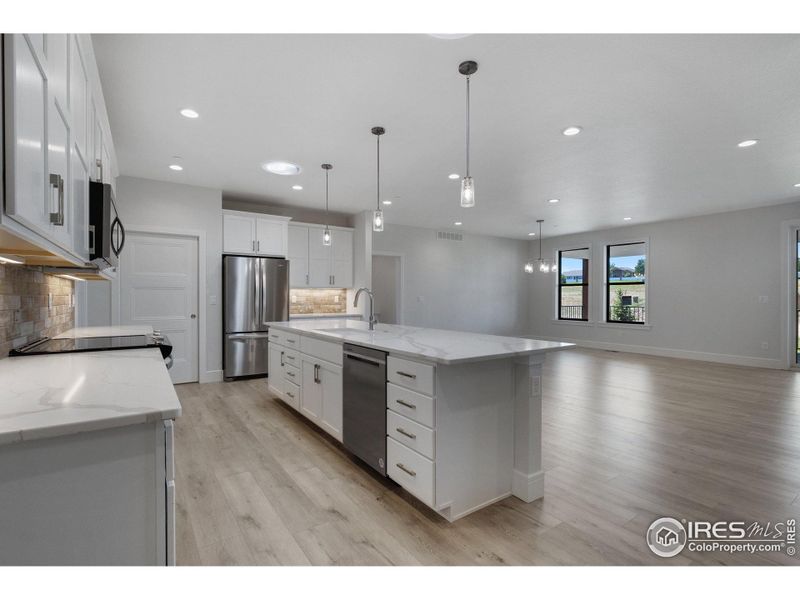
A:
[[538, 221, 543, 261], [376, 134, 381, 211], [325, 169, 329, 226], [465, 75, 471, 177]]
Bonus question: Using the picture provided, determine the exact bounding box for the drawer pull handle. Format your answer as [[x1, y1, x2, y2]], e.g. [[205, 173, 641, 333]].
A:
[[396, 427, 416, 440], [396, 463, 416, 477], [396, 370, 417, 379], [286, 339, 296, 344], [286, 355, 295, 360], [396, 399, 416, 410], [286, 371, 295, 378], [286, 391, 294, 399]]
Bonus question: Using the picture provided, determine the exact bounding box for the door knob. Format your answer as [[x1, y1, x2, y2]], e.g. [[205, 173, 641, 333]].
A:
[[190, 314, 197, 319]]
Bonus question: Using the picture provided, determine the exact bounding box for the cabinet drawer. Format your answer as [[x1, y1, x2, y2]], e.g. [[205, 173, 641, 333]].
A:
[[283, 363, 300, 385], [387, 383, 434, 428], [301, 336, 343, 366], [282, 348, 300, 368], [387, 410, 434, 460], [269, 329, 300, 348], [387, 438, 434, 507], [283, 380, 300, 411], [387, 356, 435, 396]]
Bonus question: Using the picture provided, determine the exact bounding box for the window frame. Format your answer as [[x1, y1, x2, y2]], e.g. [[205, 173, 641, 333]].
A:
[[604, 239, 649, 326], [556, 246, 591, 322]]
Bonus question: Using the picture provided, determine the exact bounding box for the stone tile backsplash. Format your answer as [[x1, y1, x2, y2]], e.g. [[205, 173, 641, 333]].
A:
[[0, 264, 74, 358], [290, 288, 348, 315]]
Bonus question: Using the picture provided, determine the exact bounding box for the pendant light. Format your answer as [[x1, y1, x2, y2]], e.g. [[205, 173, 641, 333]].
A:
[[321, 163, 332, 246], [525, 219, 555, 274], [372, 126, 385, 232], [458, 60, 478, 208]]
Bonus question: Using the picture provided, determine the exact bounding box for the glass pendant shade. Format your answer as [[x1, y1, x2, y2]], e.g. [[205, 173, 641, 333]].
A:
[[322, 227, 332, 246], [538, 261, 549, 273], [373, 210, 384, 232], [524, 262, 534, 274], [460, 176, 475, 208]]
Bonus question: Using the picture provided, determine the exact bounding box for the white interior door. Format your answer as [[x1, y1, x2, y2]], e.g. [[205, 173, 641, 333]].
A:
[[119, 232, 199, 384]]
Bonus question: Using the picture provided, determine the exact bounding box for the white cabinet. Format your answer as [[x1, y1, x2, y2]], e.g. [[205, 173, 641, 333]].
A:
[[46, 34, 68, 111], [268, 344, 285, 398], [47, 93, 72, 249], [69, 35, 88, 161], [222, 210, 290, 256], [300, 356, 343, 442], [289, 223, 354, 289]]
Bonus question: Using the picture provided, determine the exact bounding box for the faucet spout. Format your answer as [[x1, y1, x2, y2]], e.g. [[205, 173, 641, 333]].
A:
[[354, 287, 377, 331]]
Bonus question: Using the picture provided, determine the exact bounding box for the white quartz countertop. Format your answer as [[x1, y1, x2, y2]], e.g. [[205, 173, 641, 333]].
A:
[[54, 325, 154, 339], [0, 348, 181, 446], [290, 313, 363, 320], [267, 319, 573, 365]]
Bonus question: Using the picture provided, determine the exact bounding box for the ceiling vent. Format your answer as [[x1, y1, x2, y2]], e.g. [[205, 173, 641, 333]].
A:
[[436, 230, 463, 242]]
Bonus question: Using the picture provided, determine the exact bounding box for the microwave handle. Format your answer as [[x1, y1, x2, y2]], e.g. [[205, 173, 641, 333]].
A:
[[111, 216, 126, 257], [88, 225, 95, 254]]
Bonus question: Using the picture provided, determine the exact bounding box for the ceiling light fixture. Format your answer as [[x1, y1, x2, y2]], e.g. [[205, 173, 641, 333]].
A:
[[372, 126, 386, 232], [168, 164, 183, 171], [179, 108, 199, 119], [623, 216, 632, 221], [321, 164, 333, 246], [525, 219, 555, 274], [528, 232, 536, 236], [794, 183, 800, 188], [0, 253, 25, 265], [263, 161, 301, 175], [382, 200, 392, 206], [454, 221, 463, 226], [292, 185, 303, 190], [548, 198, 560, 204], [448, 173, 460, 180], [562, 126, 582, 136], [737, 139, 758, 148], [458, 60, 478, 208]]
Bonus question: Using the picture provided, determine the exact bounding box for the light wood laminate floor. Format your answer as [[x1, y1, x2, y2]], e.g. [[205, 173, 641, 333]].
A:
[[174, 349, 800, 565]]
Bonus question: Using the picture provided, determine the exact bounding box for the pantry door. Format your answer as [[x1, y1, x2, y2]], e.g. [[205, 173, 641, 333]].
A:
[[119, 231, 199, 384]]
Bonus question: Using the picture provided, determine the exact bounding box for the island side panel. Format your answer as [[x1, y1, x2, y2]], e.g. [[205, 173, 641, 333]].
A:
[[512, 354, 546, 502], [434, 359, 514, 521]]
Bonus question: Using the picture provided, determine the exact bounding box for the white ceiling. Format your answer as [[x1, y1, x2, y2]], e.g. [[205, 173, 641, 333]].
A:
[[92, 34, 800, 239]]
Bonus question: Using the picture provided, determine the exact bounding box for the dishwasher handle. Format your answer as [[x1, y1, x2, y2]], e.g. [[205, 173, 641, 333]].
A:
[[344, 351, 386, 367]]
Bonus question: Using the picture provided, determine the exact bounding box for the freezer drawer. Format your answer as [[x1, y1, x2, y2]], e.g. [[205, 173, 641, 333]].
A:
[[224, 332, 270, 378]]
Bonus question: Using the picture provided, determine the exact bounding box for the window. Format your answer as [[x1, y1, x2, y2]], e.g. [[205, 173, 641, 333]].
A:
[[606, 242, 647, 324], [558, 248, 590, 321]]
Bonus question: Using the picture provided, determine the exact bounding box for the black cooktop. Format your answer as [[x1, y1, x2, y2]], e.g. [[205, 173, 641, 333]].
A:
[[9, 334, 172, 359]]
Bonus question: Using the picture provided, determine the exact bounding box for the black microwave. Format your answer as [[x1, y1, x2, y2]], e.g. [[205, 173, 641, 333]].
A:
[[88, 181, 125, 269]]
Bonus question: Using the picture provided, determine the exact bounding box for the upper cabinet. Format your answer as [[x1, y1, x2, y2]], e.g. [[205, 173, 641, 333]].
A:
[[2, 33, 117, 267], [222, 210, 291, 257], [289, 223, 353, 289]]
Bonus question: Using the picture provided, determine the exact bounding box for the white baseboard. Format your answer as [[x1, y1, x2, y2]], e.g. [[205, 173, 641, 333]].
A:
[[512, 469, 545, 503], [528, 334, 785, 370], [200, 369, 223, 383]]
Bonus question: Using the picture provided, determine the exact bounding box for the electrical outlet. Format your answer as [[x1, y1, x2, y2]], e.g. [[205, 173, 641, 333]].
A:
[[758, 295, 769, 304], [417, 295, 425, 303], [209, 295, 217, 305], [761, 341, 769, 350], [334, 295, 339, 303], [48, 293, 53, 309], [291, 295, 297, 303]]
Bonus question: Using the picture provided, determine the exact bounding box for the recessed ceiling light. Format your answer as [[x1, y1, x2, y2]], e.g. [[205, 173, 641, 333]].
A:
[[382, 200, 392, 205], [448, 173, 460, 180], [794, 183, 800, 188], [623, 216, 632, 221], [454, 221, 463, 226], [527, 232, 536, 236], [428, 34, 473, 40], [168, 164, 183, 171], [737, 139, 758, 147], [263, 161, 301, 176], [548, 198, 560, 204], [562, 126, 582, 136], [179, 108, 199, 119], [292, 185, 303, 191]]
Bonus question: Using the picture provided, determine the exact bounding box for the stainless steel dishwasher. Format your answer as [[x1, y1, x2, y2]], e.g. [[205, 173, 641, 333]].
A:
[[343, 343, 388, 476]]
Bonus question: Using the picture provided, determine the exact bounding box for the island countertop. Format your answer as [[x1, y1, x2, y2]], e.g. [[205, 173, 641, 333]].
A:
[[0, 348, 181, 446], [267, 319, 573, 365]]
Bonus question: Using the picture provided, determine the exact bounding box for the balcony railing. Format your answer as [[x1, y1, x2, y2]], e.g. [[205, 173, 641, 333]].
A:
[[559, 305, 585, 320], [560, 305, 647, 322]]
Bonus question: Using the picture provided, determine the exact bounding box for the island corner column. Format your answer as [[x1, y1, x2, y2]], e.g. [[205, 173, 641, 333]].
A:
[[512, 353, 546, 502]]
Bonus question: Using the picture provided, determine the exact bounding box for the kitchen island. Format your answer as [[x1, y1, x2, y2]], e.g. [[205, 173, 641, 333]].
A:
[[0, 339, 180, 565], [267, 319, 572, 521]]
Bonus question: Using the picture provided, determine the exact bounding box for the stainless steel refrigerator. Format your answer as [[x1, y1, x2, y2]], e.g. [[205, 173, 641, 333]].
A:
[[223, 255, 289, 379]]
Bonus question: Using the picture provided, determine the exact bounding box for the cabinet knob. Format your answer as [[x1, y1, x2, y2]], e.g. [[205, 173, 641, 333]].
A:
[[190, 314, 196, 319]]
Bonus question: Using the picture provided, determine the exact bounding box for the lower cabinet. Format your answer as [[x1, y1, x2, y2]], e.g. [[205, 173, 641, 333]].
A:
[[267, 344, 285, 398], [301, 357, 343, 442]]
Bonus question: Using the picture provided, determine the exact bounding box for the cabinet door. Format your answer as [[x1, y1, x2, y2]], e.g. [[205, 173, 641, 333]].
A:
[[69, 36, 88, 160], [300, 358, 323, 423], [330, 229, 353, 288], [47, 97, 72, 249], [287, 225, 309, 287], [223, 214, 256, 254], [308, 227, 332, 287], [71, 144, 89, 259], [255, 218, 287, 256], [319, 362, 343, 442], [5, 35, 50, 236], [268, 345, 285, 398], [45, 34, 68, 111]]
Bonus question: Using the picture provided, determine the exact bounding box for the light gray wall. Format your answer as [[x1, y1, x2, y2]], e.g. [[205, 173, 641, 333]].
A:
[[373, 224, 530, 335], [223, 196, 353, 227], [528, 200, 800, 368], [372, 254, 399, 324], [114, 176, 223, 380]]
